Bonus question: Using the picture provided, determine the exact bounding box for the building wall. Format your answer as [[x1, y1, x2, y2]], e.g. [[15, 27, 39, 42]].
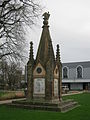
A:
[[70, 83, 83, 90], [62, 62, 90, 90], [62, 66, 90, 80], [83, 67, 90, 79], [69, 68, 76, 79]]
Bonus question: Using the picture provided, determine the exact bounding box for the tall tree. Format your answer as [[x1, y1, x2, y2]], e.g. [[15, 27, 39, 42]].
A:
[[0, 0, 42, 61]]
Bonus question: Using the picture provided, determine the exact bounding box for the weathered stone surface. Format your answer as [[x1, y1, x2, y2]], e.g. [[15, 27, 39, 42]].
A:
[[27, 12, 62, 101], [7, 99, 79, 112], [27, 42, 34, 99]]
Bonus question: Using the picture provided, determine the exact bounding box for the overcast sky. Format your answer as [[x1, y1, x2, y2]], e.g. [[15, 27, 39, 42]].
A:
[[26, 0, 90, 63]]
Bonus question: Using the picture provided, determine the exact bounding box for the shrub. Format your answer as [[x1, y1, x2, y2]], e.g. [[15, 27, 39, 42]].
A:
[[0, 91, 25, 100]]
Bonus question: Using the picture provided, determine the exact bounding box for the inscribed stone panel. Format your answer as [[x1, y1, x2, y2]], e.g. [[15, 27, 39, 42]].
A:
[[34, 78, 45, 94]]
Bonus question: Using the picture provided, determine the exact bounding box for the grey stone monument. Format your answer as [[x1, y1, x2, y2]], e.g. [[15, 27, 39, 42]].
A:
[[27, 12, 62, 102]]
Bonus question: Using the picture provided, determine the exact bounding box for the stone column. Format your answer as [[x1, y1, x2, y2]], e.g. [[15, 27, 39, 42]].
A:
[[27, 42, 34, 100]]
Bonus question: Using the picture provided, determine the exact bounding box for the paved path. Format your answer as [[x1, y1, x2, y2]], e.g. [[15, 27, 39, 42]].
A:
[[62, 91, 83, 96], [0, 98, 26, 105]]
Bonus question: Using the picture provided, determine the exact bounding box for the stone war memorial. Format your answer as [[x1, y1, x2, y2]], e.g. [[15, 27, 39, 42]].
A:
[[9, 12, 79, 112], [27, 12, 62, 102]]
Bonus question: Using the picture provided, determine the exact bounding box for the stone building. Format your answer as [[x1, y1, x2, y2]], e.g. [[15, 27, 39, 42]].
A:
[[27, 12, 62, 101], [62, 61, 90, 90]]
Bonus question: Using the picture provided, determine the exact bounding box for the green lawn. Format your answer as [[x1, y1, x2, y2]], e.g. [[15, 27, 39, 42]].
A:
[[0, 92, 90, 120], [0, 91, 5, 96]]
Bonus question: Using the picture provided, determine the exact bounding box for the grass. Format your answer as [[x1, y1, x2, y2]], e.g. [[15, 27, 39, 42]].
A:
[[0, 92, 4, 97], [0, 92, 90, 120]]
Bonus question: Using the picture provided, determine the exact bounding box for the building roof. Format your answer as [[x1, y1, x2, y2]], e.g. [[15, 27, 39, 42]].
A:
[[62, 61, 90, 68]]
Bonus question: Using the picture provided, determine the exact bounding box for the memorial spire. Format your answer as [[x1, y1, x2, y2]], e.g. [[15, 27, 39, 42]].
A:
[[36, 12, 55, 67]]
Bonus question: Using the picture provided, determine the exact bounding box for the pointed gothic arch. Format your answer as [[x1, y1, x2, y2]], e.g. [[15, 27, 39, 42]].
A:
[[63, 66, 69, 79], [76, 65, 83, 79]]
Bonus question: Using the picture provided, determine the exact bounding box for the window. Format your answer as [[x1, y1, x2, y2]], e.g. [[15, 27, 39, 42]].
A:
[[63, 67, 69, 79], [76, 66, 83, 78], [36, 67, 42, 74]]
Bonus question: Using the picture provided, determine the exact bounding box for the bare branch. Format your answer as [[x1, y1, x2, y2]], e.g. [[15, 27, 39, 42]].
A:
[[0, 0, 42, 62]]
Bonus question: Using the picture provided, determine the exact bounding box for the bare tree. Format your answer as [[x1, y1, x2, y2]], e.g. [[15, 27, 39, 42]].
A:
[[0, 59, 9, 89], [0, 0, 42, 61], [7, 62, 22, 90], [0, 60, 23, 90]]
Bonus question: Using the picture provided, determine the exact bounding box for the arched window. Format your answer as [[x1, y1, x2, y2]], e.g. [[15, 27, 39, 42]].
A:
[[63, 67, 69, 79], [76, 66, 83, 78]]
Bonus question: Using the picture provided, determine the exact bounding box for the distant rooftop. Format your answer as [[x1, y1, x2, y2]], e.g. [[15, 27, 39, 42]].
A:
[[62, 61, 90, 68]]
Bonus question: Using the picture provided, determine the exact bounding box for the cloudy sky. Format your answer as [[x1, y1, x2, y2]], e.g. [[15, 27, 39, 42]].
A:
[[26, 0, 90, 63]]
